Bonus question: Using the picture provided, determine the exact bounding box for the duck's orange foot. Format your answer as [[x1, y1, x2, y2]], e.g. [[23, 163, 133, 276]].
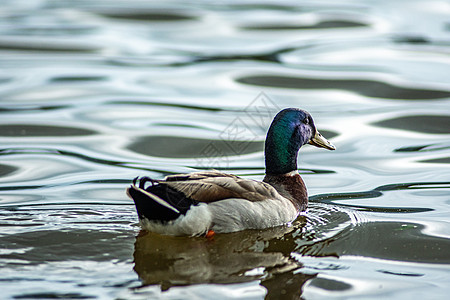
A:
[[205, 229, 215, 239]]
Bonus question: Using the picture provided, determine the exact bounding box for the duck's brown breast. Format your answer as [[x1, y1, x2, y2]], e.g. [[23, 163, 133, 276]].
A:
[[263, 173, 308, 212]]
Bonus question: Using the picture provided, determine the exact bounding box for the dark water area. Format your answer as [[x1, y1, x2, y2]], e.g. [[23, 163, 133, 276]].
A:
[[0, 0, 449, 299]]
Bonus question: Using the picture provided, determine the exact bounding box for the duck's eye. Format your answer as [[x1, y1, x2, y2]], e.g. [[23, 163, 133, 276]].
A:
[[303, 117, 309, 125]]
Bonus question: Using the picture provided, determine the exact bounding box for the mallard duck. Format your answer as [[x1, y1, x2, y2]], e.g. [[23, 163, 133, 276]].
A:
[[127, 108, 335, 236]]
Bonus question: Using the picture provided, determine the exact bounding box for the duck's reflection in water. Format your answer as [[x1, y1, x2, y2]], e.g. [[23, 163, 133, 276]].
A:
[[133, 217, 315, 297]]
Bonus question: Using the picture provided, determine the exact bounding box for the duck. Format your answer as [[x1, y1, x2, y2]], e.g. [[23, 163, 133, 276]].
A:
[[127, 108, 335, 236]]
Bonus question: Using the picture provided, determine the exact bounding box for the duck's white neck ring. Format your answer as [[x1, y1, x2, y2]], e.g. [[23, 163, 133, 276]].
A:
[[284, 170, 299, 176]]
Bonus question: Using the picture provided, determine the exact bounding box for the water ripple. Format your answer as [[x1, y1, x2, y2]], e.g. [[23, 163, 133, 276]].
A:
[[242, 20, 368, 31], [0, 124, 97, 137], [310, 182, 450, 213], [237, 74, 450, 100], [372, 115, 450, 134]]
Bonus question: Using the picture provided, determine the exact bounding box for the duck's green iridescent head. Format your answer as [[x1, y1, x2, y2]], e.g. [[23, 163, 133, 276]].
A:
[[264, 108, 335, 175]]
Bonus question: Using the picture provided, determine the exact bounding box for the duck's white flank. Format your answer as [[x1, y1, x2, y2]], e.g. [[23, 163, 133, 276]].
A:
[[209, 197, 298, 233], [140, 197, 298, 236]]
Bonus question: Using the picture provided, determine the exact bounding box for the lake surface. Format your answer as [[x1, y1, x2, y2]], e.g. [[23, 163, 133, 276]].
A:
[[0, 0, 449, 299]]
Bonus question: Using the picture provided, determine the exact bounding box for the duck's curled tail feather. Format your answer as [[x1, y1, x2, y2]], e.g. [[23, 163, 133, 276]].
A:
[[127, 177, 198, 223]]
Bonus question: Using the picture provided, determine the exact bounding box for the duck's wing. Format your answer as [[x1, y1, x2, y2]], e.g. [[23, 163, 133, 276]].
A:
[[162, 171, 282, 203]]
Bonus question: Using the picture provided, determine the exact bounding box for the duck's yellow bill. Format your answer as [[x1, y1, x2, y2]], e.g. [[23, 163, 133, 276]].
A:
[[308, 130, 336, 150]]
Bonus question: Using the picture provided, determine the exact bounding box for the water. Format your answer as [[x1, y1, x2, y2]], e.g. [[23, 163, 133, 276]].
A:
[[0, 0, 449, 299]]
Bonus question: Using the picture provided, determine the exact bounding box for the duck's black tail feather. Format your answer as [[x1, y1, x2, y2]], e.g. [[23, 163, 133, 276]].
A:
[[127, 177, 198, 222]]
